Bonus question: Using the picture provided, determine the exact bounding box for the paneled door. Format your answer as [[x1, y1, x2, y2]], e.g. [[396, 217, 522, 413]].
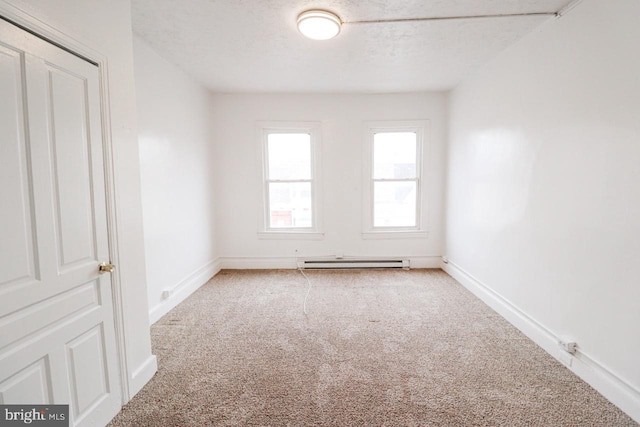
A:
[[0, 18, 122, 426]]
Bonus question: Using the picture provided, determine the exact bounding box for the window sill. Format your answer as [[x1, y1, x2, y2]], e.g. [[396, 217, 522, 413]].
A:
[[258, 231, 324, 240], [362, 230, 429, 240]]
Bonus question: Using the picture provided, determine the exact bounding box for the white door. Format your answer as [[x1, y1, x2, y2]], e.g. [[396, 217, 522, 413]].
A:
[[0, 19, 122, 426]]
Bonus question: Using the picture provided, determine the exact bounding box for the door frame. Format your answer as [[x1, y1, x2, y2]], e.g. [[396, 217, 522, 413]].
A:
[[0, 2, 132, 403]]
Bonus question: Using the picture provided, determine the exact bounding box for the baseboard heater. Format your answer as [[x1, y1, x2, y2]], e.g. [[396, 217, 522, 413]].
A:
[[298, 259, 410, 270]]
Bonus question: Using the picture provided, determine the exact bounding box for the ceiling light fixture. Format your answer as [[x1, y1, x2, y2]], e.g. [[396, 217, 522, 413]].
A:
[[297, 10, 342, 40]]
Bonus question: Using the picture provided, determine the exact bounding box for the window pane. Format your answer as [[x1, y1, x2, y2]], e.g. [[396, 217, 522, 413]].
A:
[[373, 132, 417, 179], [268, 133, 311, 180], [269, 182, 312, 228], [373, 181, 416, 227]]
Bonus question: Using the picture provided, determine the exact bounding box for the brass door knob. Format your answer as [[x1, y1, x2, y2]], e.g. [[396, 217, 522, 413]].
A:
[[99, 262, 116, 273]]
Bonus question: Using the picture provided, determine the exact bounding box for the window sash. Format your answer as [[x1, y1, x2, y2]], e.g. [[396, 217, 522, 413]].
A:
[[266, 133, 312, 181], [371, 178, 420, 229], [266, 180, 314, 229], [372, 132, 418, 180], [261, 125, 319, 232], [364, 122, 427, 233]]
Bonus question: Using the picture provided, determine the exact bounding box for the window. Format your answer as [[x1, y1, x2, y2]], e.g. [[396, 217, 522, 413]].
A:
[[259, 122, 322, 238], [363, 121, 429, 238]]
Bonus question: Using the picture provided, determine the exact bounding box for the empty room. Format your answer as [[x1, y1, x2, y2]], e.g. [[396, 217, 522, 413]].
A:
[[0, 0, 638, 426]]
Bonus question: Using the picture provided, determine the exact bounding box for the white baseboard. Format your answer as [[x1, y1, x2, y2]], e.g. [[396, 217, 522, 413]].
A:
[[220, 256, 442, 270], [148, 258, 222, 324], [442, 260, 640, 423], [221, 257, 297, 269], [128, 355, 157, 400], [408, 256, 442, 268]]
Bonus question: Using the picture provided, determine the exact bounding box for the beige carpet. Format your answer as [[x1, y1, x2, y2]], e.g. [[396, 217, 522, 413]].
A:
[[109, 269, 636, 426]]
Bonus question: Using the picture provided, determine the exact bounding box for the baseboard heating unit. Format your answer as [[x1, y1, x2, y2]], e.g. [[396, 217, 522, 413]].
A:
[[298, 259, 410, 270]]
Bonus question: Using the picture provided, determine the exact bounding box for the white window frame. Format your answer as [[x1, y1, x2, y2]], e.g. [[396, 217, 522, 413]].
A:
[[362, 120, 430, 239], [257, 121, 323, 240]]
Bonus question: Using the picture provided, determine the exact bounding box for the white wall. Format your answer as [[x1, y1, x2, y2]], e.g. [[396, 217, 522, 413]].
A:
[[445, 0, 640, 421], [133, 36, 219, 324], [212, 93, 446, 268], [0, 0, 156, 400]]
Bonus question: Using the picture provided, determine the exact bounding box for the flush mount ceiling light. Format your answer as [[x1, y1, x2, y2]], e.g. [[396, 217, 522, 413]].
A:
[[297, 10, 342, 40]]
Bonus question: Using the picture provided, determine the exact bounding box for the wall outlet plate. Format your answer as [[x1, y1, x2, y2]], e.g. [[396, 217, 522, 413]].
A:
[[559, 340, 578, 355]]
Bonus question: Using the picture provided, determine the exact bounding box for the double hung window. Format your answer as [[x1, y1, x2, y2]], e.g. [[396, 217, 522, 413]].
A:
[[259, 123, 321, 237], [363, 121, 429, 237]]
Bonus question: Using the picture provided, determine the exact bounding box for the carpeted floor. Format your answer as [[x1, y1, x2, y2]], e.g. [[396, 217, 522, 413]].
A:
[[109, 269, 636, 426]]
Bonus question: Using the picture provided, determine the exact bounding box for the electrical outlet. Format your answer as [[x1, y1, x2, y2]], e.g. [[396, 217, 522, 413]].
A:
[[559, 340, 578, 355]]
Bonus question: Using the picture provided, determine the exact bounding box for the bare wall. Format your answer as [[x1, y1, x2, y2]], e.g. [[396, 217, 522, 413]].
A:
[[212, 93, 446, 266], [445, 0, 640, 420], [133, 36, 219, 324]]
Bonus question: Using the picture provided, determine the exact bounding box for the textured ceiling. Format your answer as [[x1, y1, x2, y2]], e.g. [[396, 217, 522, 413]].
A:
[[131, 0, 572, 93]]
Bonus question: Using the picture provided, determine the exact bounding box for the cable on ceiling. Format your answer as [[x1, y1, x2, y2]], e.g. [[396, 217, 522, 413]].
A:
[[343, 12, 557, 26]]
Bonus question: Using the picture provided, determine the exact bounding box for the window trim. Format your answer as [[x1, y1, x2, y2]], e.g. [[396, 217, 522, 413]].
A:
[[362, 120, 430, 237], [258, 121, 323, 237]]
